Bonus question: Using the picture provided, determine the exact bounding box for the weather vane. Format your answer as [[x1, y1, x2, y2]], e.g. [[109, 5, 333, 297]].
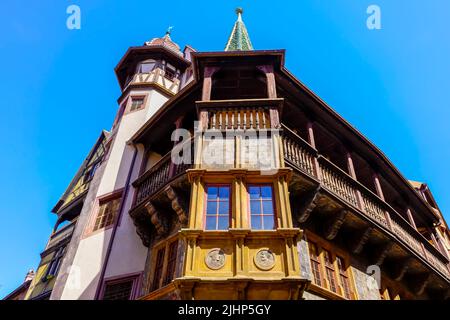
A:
[[166, 26, 174, 36]]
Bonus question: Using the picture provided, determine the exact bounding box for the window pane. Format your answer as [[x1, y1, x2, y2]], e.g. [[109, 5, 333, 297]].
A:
[[206, 201, 217, 215], [205, 216, 217, 230], [140, 63, 154, 73], [261, 186, 272, 199], [250, 200, 261, 214], [218, 201, 229, 215], [218, 187, 229, 199], [262, 200, 274, 214], [263, 215, 275, 229], [207, 187, 218, 199], [249, 186, 260, 199], [251, 215, 262, 230], [217, 216, 229, 230]]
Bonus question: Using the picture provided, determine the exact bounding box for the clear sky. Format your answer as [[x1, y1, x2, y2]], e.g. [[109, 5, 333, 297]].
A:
[[0, 0, 449, 298]]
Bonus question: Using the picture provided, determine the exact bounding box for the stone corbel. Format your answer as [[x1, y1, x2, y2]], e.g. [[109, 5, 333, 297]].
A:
[[296, 188, 321, 223], [392, 257, 413, 281], [352, 226, 373, 254], [412, 273, 431, 296], [165, 186, 188, 226], [373, 241, 394, 266], [324, 209, 348, 240], [144, 201, 167, 235]]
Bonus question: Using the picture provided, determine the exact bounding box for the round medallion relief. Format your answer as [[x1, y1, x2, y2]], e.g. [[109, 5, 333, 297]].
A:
[[254, 249, 275, 270], [205, 248, 226, 270]]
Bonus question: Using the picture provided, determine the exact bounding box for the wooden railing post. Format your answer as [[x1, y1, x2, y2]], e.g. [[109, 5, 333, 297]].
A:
[[307, 121, 322, 181], [346, 151, 364, 212]]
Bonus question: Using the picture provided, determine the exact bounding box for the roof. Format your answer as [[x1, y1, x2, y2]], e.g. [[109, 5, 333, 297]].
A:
[[224, 8, 254, 51], [145, 29, 183, 56]]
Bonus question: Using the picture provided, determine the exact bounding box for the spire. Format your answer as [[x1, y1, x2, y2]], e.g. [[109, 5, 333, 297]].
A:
[[224, 8, 254, 51]]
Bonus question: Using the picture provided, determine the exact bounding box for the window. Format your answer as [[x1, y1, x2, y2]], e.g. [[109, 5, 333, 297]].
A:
[[93, 195, 121, 231], [323, 249, 337, 293], [151, 247, 166, 291], [150, 238, 179, 292], [307, 234, 357, 299], [137, 60, 156, 73], [248, 185, 275, 230], [164, 66, 176, 81], [163, 240, 178, 286], [336, 255, 352, 299], [308, 242, 323, 287], [43, 245, 66, 280], [83, 161, 101, 183], [129, 96, 145, 112], [103, 280, 134, 300], [205, 186, 230, 230]]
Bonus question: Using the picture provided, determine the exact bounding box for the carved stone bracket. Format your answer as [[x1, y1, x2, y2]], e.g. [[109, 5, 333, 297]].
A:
[[392, 257, 413, 281], [144, 201, 167, 235], [297, 188, 321, 223], [165, 186, 188, 226], [373, 241, 394, 266], [411, 273, 431, 296], [352, 226, 373, 254], [325, 209, 348, 240]]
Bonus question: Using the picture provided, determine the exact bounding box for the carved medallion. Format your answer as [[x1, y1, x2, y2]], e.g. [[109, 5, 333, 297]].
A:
[[254, 249, 275, 270], [205, 248, 226, 270]]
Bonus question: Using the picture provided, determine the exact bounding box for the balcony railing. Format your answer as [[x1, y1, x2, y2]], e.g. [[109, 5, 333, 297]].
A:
[[207, 106, 271, 131], [281, 126, 450, 280], [133, 143, 193, 208]]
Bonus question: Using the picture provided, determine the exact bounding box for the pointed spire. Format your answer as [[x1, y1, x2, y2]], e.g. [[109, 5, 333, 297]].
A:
[[224, 8, 254, 51]]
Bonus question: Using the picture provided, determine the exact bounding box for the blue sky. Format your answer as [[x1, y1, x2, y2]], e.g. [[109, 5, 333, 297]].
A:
[[0, 0, 449, 297]]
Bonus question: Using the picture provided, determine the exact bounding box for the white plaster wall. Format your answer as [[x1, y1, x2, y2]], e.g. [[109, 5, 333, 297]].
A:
[[59, 86, 170, 299], [60, 230, 112, 300]]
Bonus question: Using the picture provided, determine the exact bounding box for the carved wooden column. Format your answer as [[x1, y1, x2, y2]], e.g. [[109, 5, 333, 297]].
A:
[[201, 66, 220, 101], [346, 151, 364, 211], [373, 173, 393, 229], [257, 65, 277, 99], [406, 208, 417, 230], [168, 116, 185, 178]]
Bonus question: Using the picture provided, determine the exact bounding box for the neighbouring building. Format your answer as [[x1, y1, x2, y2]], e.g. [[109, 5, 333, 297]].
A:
[[8, 8, 450, 300]]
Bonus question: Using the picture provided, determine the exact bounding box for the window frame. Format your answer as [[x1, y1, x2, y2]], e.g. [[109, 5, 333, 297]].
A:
[[247, 184, 277, 230], [100, 273, 141, 300], [84, 190, 123, 237], [149, 236, 179, 292], [127, 95, 147, 113], [203, 184, 232, 231]]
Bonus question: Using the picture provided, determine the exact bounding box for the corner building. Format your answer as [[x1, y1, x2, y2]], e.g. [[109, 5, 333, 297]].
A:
[[21, 9, 450, 300]]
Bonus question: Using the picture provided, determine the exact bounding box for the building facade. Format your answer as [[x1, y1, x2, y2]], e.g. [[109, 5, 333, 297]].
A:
[[14, 9, 450, 300]]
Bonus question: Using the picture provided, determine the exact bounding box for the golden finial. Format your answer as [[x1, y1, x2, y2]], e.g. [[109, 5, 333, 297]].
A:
[[235, 7, 243, 15]]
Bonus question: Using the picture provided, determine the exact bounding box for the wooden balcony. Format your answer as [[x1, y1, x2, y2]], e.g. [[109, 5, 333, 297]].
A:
[[126, 67, 180, 95], [281, 125, 450, 282], [133, 149, 193, 210], [45, 220, 76, 250]]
